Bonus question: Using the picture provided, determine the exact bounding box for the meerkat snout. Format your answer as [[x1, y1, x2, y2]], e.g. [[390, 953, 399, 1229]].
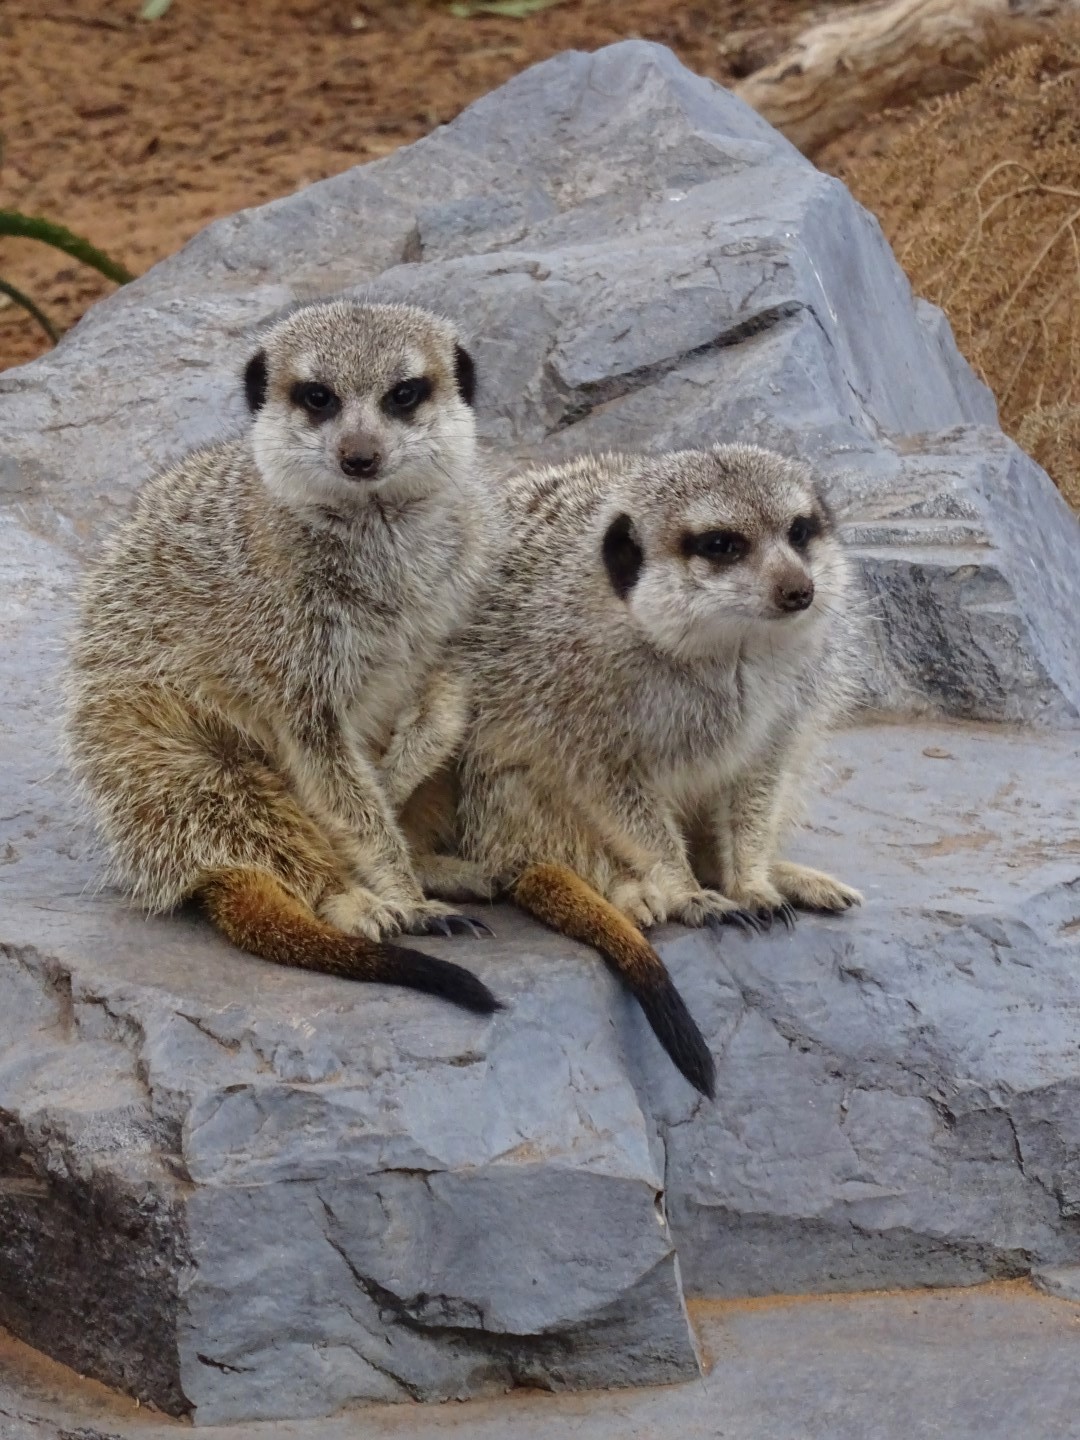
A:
[[769, 556, 815, 615], [775, 577, 815, 613], [338, 434, 382, 479]]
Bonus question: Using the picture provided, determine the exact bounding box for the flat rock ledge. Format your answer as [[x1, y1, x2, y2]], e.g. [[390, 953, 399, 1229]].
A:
[[0, 40, 1078, 1427]]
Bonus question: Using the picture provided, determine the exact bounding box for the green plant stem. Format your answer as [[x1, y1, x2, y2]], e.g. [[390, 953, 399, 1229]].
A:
[[0, 212, 134, 286], [448, 0, 564, 15], [0, 278, 58, 343]]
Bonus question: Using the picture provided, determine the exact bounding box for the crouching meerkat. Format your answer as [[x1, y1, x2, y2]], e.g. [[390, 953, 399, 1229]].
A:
[[456, 443, 863, 1090], [66, 298, 500, 1015]]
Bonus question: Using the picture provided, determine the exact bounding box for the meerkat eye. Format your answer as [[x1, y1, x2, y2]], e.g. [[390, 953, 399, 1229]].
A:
[[382, 377, 433, 416], [686, 529, 750, 563], [291, 382, 339, 417], [788, 514, 821, 550]]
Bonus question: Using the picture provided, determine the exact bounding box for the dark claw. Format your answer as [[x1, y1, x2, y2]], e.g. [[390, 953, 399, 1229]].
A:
[[755, 907, 774, 932], [421, 916, 454, 937], [777, 902, 798, 931], [444, 914, 495, 939], [704, 909, 764, 938]]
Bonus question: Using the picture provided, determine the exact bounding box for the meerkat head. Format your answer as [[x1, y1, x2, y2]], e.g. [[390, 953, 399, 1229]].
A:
[[243, 299, 477, 518], [601, 444, 848, 661]]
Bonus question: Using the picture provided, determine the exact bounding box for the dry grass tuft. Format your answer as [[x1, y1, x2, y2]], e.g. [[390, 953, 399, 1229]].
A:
[[845, 29, 1080, 509], [1016, 403, 1080, 510]]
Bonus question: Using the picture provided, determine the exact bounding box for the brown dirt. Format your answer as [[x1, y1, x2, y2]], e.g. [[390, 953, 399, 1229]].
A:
[[0, 0, 862, 372], [10, 2, 1076, 512]]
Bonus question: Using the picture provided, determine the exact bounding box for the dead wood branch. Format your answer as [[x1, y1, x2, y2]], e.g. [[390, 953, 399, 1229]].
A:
[[735, 0, 1080, 154]]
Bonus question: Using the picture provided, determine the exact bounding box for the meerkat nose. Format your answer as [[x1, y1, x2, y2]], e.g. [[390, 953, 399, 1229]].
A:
[[339, 446, 382, 479], [776, 579, 815, 613]]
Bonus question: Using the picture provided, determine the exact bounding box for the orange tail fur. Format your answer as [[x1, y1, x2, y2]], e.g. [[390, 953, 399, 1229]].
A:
[[199, 867, 499, 1015], [512, 863, 715, 1098]]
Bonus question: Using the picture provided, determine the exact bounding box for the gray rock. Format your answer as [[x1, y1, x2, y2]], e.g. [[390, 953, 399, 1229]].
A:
[[5, 1285, 1080, 1440], [654, 722, 1080, 1298], [1033, 1265, 1080, 1302], [1, 36, 1080, 1427]]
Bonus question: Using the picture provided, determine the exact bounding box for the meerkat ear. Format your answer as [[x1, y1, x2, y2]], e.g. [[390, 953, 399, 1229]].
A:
[[244, 349, 268, 413], [602, 512, 643, 600], [453, 343, 477, 407], [814, 485, 836, 531]]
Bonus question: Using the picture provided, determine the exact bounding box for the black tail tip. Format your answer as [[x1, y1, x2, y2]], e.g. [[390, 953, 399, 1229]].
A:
[[389, 947, 502, 1016], [679, 1037, 717, 1101], [638, 977, 716, 1100]]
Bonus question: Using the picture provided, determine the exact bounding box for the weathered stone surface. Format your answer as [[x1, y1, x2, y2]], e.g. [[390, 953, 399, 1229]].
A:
[[652, 722, 1080, 1297], [5, 1286, 1080, 1440], [1033, 1265, 1080, 1302], [2, 37, 1080, 1427]]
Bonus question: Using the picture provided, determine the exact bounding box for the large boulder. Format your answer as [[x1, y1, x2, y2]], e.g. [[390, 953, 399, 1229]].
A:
[[1, 39, 1079, 1426]]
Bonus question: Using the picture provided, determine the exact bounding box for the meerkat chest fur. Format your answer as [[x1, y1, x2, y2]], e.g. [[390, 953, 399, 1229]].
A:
[[294, 499, 479, 747]]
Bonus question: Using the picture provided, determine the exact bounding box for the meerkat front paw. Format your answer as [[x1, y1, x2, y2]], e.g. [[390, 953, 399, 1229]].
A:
[[771, 861, 862, 914], [399, 897, 494, 940], [319, 886, 409, 941], [608, 874, 670, 929], [724, 879, 798, 931], [666, 887, 767, 935]]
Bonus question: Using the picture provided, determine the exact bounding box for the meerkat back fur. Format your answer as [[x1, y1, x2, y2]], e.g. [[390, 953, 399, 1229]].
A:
[[455, 443, 863, 1080], [66, 298, 499, 1014]]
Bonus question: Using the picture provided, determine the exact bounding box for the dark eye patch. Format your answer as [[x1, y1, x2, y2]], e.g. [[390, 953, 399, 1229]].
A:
[[382, 377, 433, 417], [682, 529, 750, 564], [788, 513, 823, 550], [244, 350, 268, 413], [602, 512, 643, 600], [454, 344, 477, 407], [290, 381, 340, 419]]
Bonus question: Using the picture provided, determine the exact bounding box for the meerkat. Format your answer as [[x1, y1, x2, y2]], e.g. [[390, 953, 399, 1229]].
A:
[[65, 298, 501, 1015], [455, 443, 863, 1091]]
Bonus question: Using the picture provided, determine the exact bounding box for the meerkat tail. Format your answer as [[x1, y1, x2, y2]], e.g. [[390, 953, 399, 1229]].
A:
[[512, 863, 715, 1099], [198, 867, 500, 1016]]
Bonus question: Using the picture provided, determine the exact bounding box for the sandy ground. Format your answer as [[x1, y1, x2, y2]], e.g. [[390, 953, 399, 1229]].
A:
[[1, 0, 874, 371]]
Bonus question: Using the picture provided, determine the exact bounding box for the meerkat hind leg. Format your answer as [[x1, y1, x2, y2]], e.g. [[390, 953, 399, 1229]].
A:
[[393, 771, 496, 924], [771, 860, 862, 913], [666, 885, 770, 935], [412, 853, 499, 905], [322, 883, 493, 941], [314, 807, 492, 940], [106, 701, 498, 1009], [461, 761, 622, 903], [614, 867, 763, 934]]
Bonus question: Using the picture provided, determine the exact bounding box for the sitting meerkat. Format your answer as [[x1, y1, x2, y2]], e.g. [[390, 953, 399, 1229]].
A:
[[66, 299, 499, 1015], [454, 444, 863, 1086]]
